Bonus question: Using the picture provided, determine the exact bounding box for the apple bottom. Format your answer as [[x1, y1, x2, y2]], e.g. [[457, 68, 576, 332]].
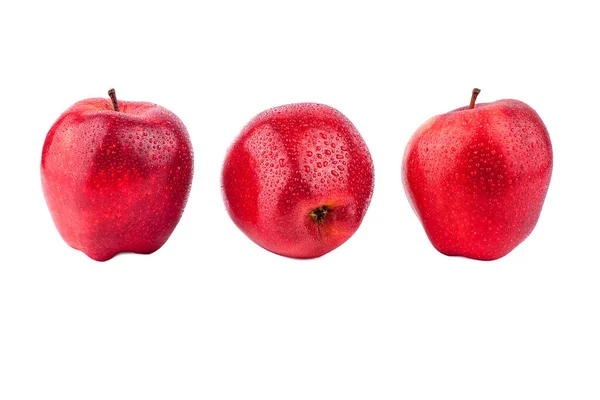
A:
[[418, 190, 547, 261], [44, 181, 187, 262], [238, 195, 361, 259], [426, 227, 536, 262]]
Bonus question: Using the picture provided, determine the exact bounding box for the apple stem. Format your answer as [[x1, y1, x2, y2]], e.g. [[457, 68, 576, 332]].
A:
[[309, 205, 330, 223], [108, 88, 119, 112], [469, 88, 481, 109]]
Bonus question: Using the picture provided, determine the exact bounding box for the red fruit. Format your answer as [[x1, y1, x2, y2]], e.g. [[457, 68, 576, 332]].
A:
[[222, 103, 374, 259], [402, 89, 553, 261], [41, 89, 193, 261]]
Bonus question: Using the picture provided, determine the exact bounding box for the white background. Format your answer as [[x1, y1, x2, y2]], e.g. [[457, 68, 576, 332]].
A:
[[1, 1, 599, 399]]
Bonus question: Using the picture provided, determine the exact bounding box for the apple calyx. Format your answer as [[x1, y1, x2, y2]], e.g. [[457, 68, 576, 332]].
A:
[[309, 205, 330, 223], [108, 88, 119, 112], [469, 88, 481, 109]]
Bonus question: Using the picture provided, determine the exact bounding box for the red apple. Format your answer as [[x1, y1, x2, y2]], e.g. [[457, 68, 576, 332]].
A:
[[402, 89, 553, 261], [41, 89, 193, 261], [222, 103, 374, 258]]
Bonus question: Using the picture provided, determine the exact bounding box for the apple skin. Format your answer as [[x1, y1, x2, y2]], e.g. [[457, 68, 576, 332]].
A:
[[402, 96, 552, 261], [222, 103, 374, 259], [41, 94, 193, 261]]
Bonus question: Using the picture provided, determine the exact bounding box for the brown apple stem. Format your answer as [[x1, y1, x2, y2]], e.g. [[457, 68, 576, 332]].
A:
[[108, 88, 119, 112], [469, 88, 481, 109]]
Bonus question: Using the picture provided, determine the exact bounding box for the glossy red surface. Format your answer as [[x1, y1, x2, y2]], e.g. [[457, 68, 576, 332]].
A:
[[41, 97, 193, 261], [222, 103, 374, 258], [402, 99, 553, 260]]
